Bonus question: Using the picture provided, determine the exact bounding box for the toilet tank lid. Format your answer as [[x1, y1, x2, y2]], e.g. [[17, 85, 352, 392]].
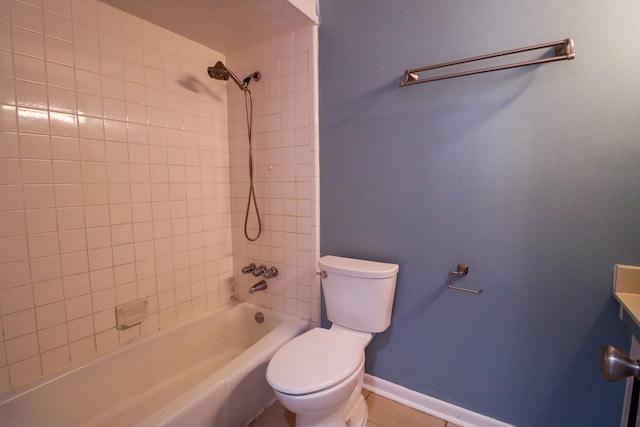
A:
[[318, 255, 399, 279]]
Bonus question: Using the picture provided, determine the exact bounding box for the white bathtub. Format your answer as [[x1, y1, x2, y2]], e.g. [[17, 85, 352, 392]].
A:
[[0, 302, 308, 427]]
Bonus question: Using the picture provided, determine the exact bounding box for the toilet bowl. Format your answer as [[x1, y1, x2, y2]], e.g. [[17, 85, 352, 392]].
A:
[[267, 327, 370, 427], [266, 256, 399, 427]]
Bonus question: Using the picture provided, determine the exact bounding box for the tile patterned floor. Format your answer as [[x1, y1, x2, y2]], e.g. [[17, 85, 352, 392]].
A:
[[250, 389, 462, 427]]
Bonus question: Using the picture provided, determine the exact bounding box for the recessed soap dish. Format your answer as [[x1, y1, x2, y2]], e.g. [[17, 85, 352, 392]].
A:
[[115, 299, 149, 330]]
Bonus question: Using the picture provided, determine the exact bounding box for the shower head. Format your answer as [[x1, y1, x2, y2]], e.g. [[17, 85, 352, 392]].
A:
[[207, 61, 261, 91], [207, 61, 230, 80]]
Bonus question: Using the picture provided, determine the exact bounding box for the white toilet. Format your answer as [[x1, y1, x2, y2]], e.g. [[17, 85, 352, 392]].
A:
[[266, 255, 399, 427]]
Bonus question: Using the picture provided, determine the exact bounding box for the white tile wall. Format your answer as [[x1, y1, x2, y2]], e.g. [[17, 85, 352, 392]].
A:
[[0, 0, 236, 392], [226, 27, 320, 325]]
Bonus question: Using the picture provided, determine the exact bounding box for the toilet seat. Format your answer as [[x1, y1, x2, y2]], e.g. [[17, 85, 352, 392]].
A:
[[267, 328, 364, 396]]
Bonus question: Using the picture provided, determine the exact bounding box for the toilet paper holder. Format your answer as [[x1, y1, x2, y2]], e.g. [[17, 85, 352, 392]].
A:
[[447, 264, 483, 294]]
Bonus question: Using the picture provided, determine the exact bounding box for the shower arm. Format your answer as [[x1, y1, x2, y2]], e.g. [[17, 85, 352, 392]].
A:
[[225, 68, 261, 91], [208, 61, 260, 91], [226, 68, 248, 91]]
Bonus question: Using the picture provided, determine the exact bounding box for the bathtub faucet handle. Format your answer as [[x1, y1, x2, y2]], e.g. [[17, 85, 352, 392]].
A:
[[252, 265, 267, 276], [263, 267, 278, 279], [242, 263, 256, 274]]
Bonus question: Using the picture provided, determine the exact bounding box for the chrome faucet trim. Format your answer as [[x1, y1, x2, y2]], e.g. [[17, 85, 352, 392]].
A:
[[249, 280, 268, 294], [263, 267, 278, 279], [252, 265, 267, 276], [242, 263, 256, 274]]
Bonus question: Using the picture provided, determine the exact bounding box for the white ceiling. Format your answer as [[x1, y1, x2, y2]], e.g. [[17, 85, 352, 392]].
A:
[[98, 0, 317, 54]]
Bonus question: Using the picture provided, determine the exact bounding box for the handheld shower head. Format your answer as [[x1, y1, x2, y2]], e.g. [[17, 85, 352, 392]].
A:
[[207, 61, 229, 80], [207, 61, 261, 91], [207, 60, 263, 241]]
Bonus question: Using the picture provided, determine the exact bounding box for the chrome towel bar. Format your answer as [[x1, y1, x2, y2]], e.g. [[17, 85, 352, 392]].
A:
[[400, 38, 574, 87]]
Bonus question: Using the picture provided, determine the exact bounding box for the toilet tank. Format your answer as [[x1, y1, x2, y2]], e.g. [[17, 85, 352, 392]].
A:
[[319, 255, 399, 333]]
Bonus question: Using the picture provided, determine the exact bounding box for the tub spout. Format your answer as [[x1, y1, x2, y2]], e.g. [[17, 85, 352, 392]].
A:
[[249, 280, 268, 294]]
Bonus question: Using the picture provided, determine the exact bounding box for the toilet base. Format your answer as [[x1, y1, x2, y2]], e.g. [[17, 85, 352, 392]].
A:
[[345, 394, 367, 427], [293, 372, 367, 427], [293, 394, 367, 427]]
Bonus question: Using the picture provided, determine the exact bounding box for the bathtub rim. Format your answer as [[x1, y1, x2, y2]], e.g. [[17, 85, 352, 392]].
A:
[[0, 300, 308, 407], [133, 302, 309, 427]]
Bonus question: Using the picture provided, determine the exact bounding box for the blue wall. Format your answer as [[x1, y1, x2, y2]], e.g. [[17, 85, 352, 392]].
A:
[[318, 1, 640, 426]]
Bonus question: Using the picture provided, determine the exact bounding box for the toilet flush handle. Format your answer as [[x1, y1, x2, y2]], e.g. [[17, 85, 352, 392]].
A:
[[316, 270, 327, 279]]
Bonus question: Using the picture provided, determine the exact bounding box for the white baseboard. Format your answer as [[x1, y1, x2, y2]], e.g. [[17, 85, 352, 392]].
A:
[[363, 374, 514, 427]]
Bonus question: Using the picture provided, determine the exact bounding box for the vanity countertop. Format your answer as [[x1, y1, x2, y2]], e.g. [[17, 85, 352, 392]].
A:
[[614, 265, 640, 334]]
